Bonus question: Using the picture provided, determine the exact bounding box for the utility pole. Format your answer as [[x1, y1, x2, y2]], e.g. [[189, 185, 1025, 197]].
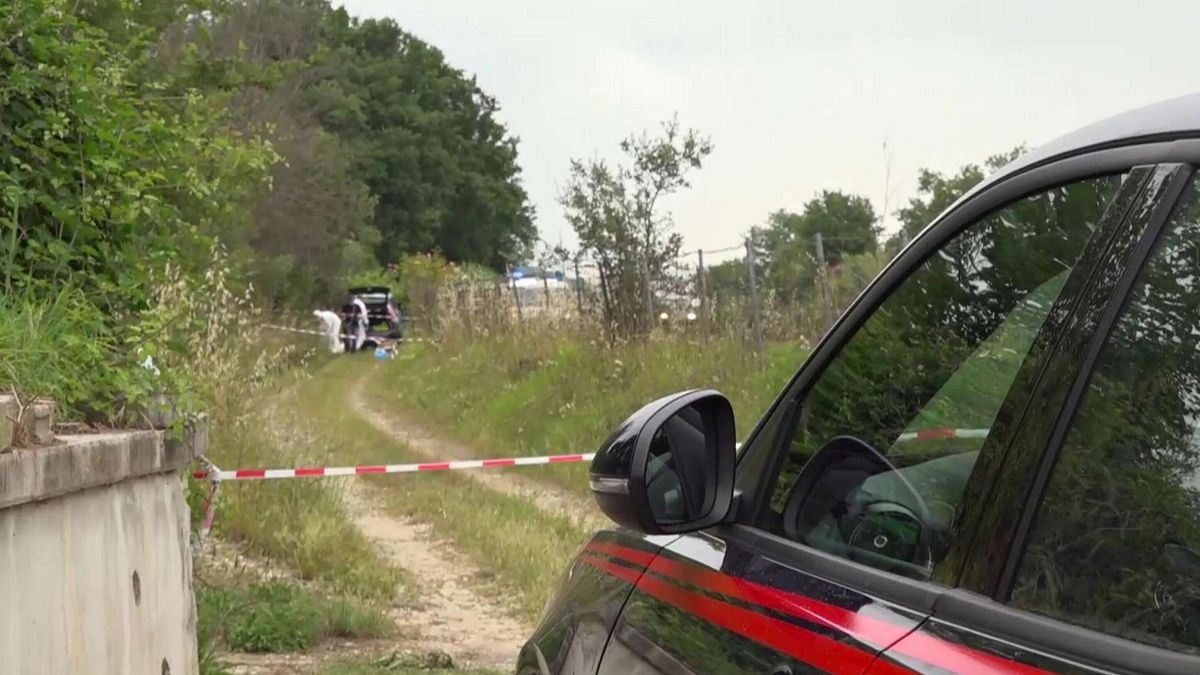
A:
[[746, 237, 764, 357], [814, 232, 835, 330]]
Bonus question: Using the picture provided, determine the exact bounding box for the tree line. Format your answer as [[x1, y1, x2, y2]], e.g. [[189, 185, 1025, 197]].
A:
[[1, 0, 535, 420]]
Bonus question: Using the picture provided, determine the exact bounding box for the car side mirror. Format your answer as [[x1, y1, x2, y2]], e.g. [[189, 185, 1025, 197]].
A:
[[589, 390, 736, 535]]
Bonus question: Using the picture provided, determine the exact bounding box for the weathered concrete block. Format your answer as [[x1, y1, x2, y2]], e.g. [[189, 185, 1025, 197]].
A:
[[0, 417, 206, 511], [0, 394, 16, 452], [0, 422, 208, 674], [16, 398, 55, 445]]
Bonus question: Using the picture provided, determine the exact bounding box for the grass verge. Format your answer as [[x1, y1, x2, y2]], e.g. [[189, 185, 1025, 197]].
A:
[[192, 374, 404, 598], [197, 579, 393, 653], [294, 359, 591, 621], [366, 333, 805, 495]]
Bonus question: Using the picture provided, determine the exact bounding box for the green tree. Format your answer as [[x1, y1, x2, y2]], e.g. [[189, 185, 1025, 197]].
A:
[[1, 0, 275, 417], [889, 147, 1023, 252], [72, 0, 537, 307], [760, 190, 877, 299], [308, 14, 535, 269], [561, 118, 713, 338], [0, 0, 273, 309]]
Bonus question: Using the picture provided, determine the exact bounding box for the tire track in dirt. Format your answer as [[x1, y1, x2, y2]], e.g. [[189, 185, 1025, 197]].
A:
[[347, 375, 609, 532]]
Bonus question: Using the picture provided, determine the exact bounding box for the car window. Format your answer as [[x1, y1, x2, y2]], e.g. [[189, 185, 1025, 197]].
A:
[[1011, 176, 1200, 655], [757, 174, 1128, 580]]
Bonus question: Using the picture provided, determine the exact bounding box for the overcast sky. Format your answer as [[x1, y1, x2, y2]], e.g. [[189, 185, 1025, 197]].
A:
[[339, 0, 1198, 263]]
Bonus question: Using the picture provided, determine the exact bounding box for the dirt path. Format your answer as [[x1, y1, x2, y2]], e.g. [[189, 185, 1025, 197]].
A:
[[348, 375, 609, 531], [343, 480, 528, 671], [222, 375, 530, 673], [219, 481, 528, 674]]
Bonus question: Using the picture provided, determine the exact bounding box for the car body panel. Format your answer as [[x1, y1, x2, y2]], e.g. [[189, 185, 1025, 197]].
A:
[[595, 530, 925, 675], [865, 619, 1105, 675], [517, 530, 676, 675]]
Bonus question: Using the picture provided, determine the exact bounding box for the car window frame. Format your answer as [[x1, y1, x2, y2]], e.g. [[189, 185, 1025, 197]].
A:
[[928, 164, 1200, 675], [725, 141, 1200, 621]]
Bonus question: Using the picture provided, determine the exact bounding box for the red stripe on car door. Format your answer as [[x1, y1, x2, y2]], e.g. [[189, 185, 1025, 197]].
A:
[[579, 553, 909, 675]]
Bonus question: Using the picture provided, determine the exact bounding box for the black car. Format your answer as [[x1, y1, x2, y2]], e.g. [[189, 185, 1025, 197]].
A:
[[521, 94, 1200, 675], [342, 286, 402, 350]]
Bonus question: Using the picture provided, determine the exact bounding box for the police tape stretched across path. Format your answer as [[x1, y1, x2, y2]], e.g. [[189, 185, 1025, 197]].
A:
[[189, 449, 597, 550], [189, 424, 989, 549], [193, 423, 987, 484], [192, 451, 596, 482]]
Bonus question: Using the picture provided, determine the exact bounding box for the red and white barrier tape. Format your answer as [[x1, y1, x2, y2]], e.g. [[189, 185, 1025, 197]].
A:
[[895, 427, 989, 443], [192, 452, 596, 482], [192, 427, 985, 484], [263, 324, 433, 343], [187, 428, 986, 543]]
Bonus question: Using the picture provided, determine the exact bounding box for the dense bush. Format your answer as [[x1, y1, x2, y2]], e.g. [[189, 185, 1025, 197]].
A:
[[0, 0, 276, 420]]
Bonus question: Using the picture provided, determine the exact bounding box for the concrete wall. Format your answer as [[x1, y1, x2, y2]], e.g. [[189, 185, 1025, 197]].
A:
[[0, 424, 205, 675]]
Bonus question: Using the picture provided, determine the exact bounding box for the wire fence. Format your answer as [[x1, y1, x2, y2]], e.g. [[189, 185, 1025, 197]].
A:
[[407, 231, 888, 354], [268, 233, 886, 354]]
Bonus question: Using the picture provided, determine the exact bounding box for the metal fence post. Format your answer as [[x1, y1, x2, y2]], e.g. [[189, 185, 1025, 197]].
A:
[[574, 258, 585, 329], [697, 248, 708, 341], [814, 232, 836, 330], [746, 237, 764, 357], [506, 264, 523, 322]]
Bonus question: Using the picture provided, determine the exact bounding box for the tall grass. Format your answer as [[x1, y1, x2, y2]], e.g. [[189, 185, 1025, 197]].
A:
[[197, 395, 403, 598], [0, 283, 117, 419], [368, 331, 805, 496]]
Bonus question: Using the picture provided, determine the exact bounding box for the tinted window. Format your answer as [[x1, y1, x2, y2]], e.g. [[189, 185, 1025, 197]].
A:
[[1012, 177, 1200, 654], [759, 175, 1126, 579]]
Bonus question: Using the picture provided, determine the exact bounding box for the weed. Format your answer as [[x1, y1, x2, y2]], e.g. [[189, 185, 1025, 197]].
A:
[[0, 283, 133, 422], [197, 618, 233, 675], [197, 579, 392, 653]]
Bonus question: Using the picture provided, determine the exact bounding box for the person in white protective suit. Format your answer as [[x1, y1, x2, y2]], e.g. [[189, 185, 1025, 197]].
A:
[[312, 310, 343, 354], [350, 295, 369, 352]]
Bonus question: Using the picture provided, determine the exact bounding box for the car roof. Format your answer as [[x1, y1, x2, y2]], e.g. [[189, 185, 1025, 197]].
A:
[[955, 92, 1200, 211]]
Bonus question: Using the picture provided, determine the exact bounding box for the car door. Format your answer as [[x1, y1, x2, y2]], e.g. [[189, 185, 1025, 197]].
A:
[[873, 162, 1200, 675], [520, 530, 677, 675], [596, 156, 1175, 675]]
